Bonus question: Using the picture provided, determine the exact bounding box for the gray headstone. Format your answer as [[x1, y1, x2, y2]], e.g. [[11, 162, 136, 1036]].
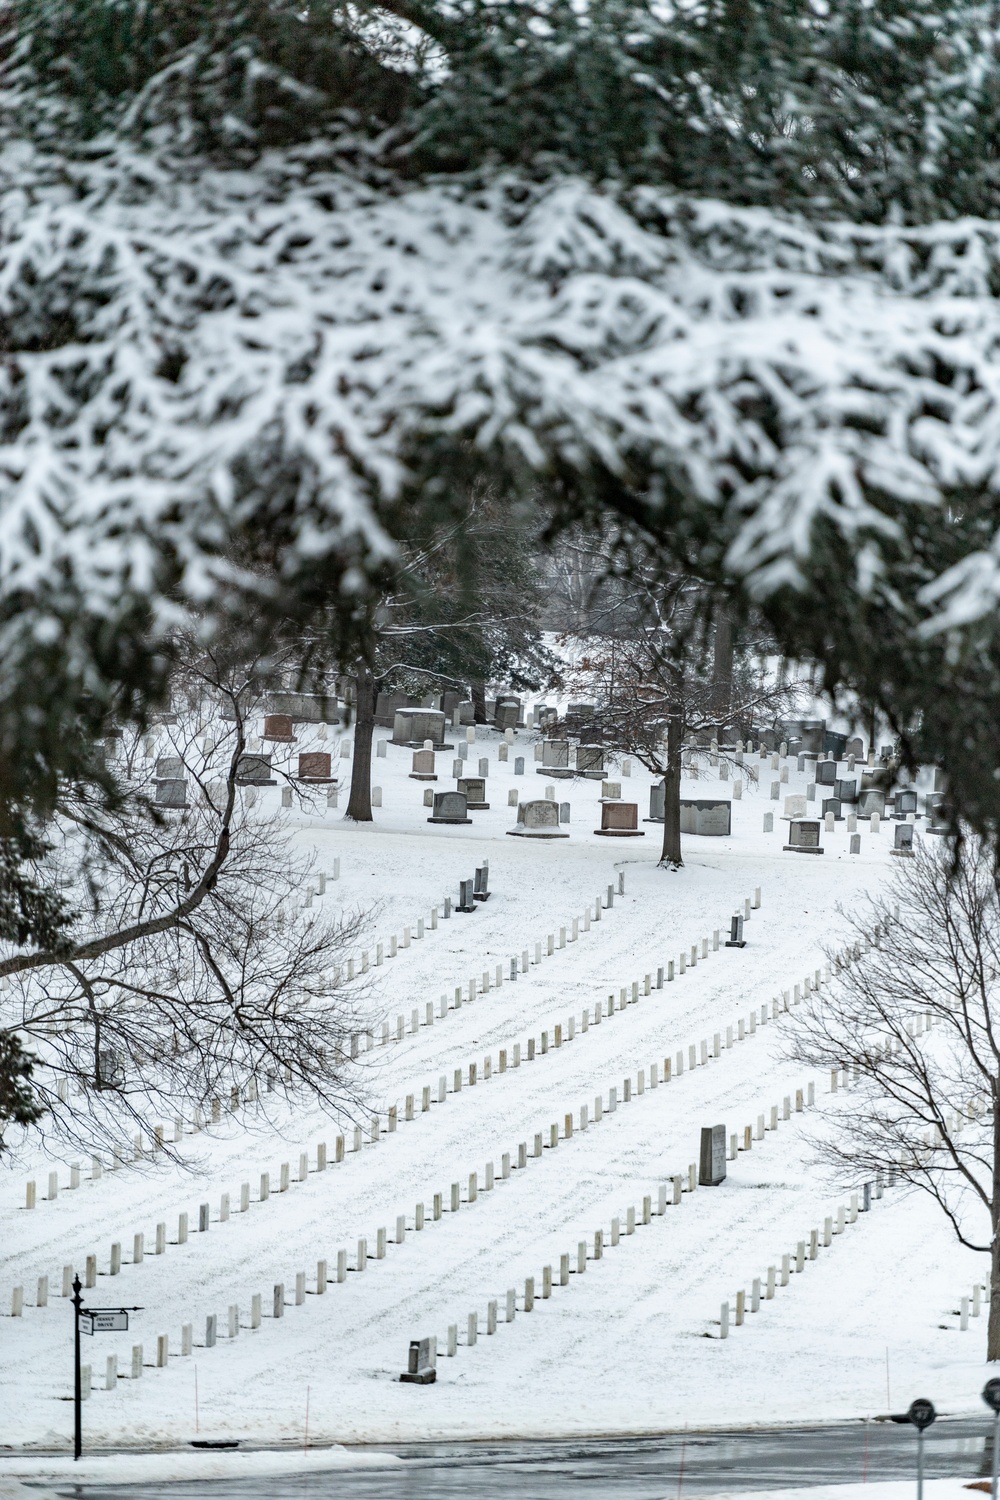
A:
[[507, 799, 568, 838], [457, 777, 488, 807], [785, 818, 822, 853], [541, 740, 570, 769], [236, 752, 274, 784], [799, 720, 826, 755], [401, 1336, 437, 1384], [858, 788, 886, 819], [679, 799, 731, 836], [155, 755, 184, 780], [648, 781, 666, 822], [514, 756, 525, 776], [494, 700, 520, 731], [699, 1124, 727, 1186], [428, 791, 471, 824], [155, 779, 187, 808], [576, 745, 605, 775], [392, 709, 446, 746]]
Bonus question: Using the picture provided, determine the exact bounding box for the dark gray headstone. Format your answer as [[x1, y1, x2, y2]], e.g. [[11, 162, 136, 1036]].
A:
[[576, 745, 605, 775], [236, 753, 275, 785], [155, 778, 187, 808], [893, 822, 915, 855], [428, 791, 471, 824]]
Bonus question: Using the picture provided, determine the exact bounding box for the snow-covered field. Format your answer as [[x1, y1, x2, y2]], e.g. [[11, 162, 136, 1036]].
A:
[[0, 725, 987, 1454]]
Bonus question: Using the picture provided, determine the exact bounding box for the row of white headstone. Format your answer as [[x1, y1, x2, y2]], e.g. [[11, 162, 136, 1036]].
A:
[[375, 882, 763, 1059], [720, 1180, 880, 1339], [15, 881, 770, 1293], [426, 1068, 828, 1368], [15, 874, 633, 1226], [13, 918, 821, 1337], [369, 875, 628, 1042]]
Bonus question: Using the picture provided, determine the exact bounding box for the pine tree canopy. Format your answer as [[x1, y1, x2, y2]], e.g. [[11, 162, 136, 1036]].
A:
[[5, 1, 1000, 830]]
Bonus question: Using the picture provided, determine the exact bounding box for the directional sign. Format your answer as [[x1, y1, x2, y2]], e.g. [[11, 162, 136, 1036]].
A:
[[80, 1310, 129, 1334]]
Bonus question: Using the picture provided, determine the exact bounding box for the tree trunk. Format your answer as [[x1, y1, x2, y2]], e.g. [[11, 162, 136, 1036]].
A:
[[346, 665, 376, 822], [712, 608, 735, 730], [990, 1096, 1000, 1360], [659, 709, 683, 869], [990, 1228, 1000, 1362], [471, 680, 487, 725]]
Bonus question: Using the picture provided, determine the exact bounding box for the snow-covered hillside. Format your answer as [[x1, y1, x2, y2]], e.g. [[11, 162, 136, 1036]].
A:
[[0, 721, 985, 1453]]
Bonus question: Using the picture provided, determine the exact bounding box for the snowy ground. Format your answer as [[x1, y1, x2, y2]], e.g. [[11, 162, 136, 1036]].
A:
[[0, 726, 988, 1454]]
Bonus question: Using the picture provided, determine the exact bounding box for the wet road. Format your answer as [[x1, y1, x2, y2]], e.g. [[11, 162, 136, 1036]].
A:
[[58, 1416, 993, 1500]]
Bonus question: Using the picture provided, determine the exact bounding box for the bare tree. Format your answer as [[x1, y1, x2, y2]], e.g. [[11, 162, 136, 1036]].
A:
[[563, 578, 803, 868], [0, 643, 372, 1160], [784, 838, 1000, 1360]]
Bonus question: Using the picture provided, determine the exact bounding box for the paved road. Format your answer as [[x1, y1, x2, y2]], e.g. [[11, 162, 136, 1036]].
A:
[[65, 1417, 993, 1500]]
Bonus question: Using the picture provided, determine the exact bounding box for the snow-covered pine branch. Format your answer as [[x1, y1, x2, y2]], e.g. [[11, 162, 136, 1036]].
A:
[[8, 0, 1000, 831], [6, 153, 1000, 657]]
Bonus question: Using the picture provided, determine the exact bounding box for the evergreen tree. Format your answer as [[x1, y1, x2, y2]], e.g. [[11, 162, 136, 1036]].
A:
[[6, 0, 1000, 878]]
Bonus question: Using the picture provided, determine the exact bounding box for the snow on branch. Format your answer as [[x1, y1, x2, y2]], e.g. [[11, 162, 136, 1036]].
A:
[[4, 143, 1000, 669]]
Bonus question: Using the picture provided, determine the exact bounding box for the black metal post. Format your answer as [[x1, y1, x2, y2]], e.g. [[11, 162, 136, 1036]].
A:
[[71, 1274, 83, 1461]]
